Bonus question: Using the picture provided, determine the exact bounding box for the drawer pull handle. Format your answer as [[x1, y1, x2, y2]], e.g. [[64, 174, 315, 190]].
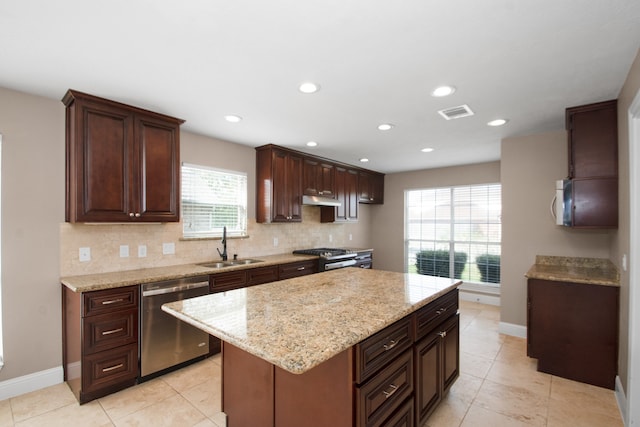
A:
[[297, 267, 305, 271], [438, 331, 447, 338], [102, 299, 124, 305], [383, 339, 400, 351], [102, 363, 124, 373], [382, 384, 399, 398], [102, 328, 124, 336], [436, 307, 447, 315]]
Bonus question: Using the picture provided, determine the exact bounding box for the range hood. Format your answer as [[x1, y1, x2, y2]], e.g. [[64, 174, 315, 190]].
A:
[[302, 195, 342, 207]]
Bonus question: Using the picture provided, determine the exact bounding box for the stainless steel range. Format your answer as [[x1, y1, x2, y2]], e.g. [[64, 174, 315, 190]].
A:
[[293, 248, 358, 271]]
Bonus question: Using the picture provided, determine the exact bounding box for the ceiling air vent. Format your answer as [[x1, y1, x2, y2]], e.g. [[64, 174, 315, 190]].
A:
[[438, 104, 474, 120]]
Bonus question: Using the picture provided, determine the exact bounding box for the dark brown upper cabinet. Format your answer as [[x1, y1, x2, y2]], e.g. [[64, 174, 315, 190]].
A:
[[321, 166, 359, 223], [567, 100, 618, 179], [255, 144, 384, 223], [358, 170, 385, 204], [256, 145, 303, 223], [303, 157, 335, 199], [565, 99, 618, 228], [63, 90, 183, 223]]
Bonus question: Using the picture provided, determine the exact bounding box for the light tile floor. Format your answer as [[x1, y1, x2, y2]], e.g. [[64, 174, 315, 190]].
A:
[[0, 300, 624, 426]]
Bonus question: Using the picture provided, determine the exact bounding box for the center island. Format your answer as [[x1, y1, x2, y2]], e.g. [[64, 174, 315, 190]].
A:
[[162, 267, 461, 427]]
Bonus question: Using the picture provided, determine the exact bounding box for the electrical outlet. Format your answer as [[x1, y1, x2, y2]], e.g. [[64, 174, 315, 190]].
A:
[[79, 247, 91, 262], [119, 245, 129, 258], [273, 237, 279, 247], [138, 245, 147, 258], [349, 234, 353, 241], [163, 242, 175, 255], [329, 234, 333, 243]]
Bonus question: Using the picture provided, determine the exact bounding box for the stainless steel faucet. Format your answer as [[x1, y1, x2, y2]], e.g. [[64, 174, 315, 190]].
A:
[[217, 226, 228, 260]]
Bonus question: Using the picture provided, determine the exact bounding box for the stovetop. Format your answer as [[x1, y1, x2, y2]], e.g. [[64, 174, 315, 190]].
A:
[[293, 248, 356, 258]]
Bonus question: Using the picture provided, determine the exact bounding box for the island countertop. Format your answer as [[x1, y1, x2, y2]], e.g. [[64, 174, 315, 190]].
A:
[[162, 268, 461, 375]]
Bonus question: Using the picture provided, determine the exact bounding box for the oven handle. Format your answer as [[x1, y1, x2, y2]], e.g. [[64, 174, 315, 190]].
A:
[[142, 281, 209, 297], [324, 259, 357, 270]]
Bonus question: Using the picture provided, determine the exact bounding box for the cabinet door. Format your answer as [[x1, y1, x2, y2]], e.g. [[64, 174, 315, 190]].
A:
[[134, 114, 180, 222], [272, 150, 303, 222], [359, 171, 384, 204], [322, 167, 358, 223], [441, 314, 460, 391], [571, 177, 618, 228], [303, 158, 335, 198], [567, 100, 617, 178], [70, 99, 135, 222], [414, 332, 441, 424], [345, 169, 359, 221], [528, 279, 618, 389]]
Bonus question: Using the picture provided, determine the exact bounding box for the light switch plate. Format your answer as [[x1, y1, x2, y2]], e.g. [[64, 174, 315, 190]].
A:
[[138, 245, 147, 258], [79, 247, 91, 262]]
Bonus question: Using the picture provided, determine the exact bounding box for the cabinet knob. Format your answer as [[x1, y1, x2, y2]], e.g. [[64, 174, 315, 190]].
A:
[[438, 331, 447, 338], [129, 213, 134, 217], [135, 213, 141, 217]]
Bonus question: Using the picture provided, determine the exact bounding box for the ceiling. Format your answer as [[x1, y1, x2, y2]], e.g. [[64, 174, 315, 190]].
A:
[[1, 1, 639, 173]]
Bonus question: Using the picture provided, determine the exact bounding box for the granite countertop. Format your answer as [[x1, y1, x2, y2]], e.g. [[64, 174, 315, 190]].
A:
[[162, 268, 461, 375], [525, 255, 619, 287], [60, 253, 318, 292]]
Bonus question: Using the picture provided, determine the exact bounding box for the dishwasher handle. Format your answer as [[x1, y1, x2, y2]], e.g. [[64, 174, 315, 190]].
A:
[[142, 281, 209, 297]]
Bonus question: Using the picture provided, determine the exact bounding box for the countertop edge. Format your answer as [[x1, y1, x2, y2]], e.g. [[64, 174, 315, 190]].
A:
[[61, 254, 319, 292]]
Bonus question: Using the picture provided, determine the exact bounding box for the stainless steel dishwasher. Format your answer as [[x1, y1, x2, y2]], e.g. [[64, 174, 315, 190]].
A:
[[140, 275, 210, 378]]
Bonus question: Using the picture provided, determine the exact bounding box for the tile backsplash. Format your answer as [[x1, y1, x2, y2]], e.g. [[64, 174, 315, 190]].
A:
[[60, 206, 367, 277]]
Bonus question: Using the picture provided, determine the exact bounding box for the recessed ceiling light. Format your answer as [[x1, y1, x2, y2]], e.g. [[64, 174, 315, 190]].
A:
[[431, 86, 456, 97], [224, 115, 242, 123], [359, 158, 369, 163], [487, 119, 508, 126], [299, 82, 320, 94], [421, 147, 434, 153], [306, 141, 318, 147], [377, 123, 394, 131]]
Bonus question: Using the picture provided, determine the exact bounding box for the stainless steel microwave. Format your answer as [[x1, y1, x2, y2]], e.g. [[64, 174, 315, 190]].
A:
[[554, 179, 572, 226]]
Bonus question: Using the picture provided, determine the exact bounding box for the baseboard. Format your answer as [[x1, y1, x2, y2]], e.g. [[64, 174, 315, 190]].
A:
[[0, 366, 63, 400], [499, 321, 527, 339], [615, 375, 627, 426], [459, 290, 500, 306]]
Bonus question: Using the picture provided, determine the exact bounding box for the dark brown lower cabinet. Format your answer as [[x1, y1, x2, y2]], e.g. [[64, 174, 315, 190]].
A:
[[415, 314, 459, 424], [527, 279, 618, 389], [221, 288, 459, 427], [62, 285, 139, 404]]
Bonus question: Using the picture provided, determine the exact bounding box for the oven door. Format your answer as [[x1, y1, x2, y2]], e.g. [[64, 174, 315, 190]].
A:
[[322, 258, 357, 270]]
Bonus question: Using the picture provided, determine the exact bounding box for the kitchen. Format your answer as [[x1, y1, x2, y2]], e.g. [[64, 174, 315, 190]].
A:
[[1, 1, 640, 426]]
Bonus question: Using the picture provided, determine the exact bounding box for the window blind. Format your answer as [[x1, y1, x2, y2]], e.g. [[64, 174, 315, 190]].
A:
[[181, 163, 247, 238], [405, 184, 501, 286]]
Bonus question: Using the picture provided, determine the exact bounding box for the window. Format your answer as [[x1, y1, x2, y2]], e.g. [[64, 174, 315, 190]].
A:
[[405, 184, 501, 286], [181, 163, 247, 238]]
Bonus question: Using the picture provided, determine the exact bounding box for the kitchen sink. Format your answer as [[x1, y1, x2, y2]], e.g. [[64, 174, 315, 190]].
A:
[[198, 259, 264, 269]]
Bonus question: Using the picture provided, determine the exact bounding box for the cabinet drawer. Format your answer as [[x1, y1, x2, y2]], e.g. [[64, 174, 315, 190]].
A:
[[83, 308, 137, 355], [83, 286, 138, 317], [356, 317, 413, 383], [415, 289, 458, 341], [380, 398, 414, 427], [278, 260, 318, 280], [210, 270, 247, 293], [82, 343, 138, 394], [247, 266, 279, 286], [357, 350, 414, 427]]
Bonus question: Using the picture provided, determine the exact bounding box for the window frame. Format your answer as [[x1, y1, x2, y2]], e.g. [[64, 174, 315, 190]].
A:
[[404, 183, 501, 286]]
